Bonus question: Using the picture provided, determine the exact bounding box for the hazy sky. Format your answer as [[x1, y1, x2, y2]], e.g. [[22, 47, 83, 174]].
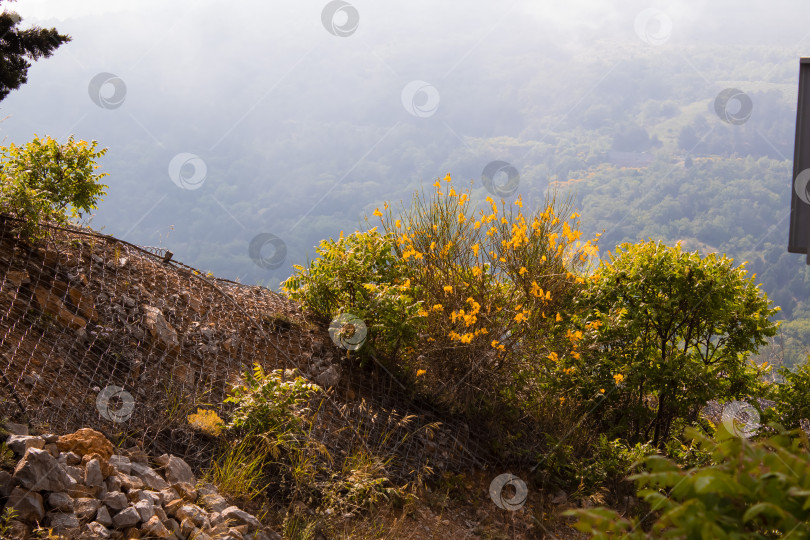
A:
[[3, 0, 810, 284]]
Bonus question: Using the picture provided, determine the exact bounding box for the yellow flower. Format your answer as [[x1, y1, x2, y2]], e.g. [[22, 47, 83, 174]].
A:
[[491, 340, 500, 348], [444, 173, 452, 182], [515, 197, 523, 208], [559, 397, 565, 404], [430, 241, 436, 251], [548, 352, 559, 362], [613, 373, 624, 384], [373, 208, 382, 217], [556, 313, 563, 322], [458, 213, 466, 223], [401, 278, 410, 289], [395, 219, 401, 228], [416, 369, 426, 377], [471, 244, 479, 256], [519, 266, 528, 276], [449, 187, 457, 197], [432, 304, 444, 311], [599, 388, 605, 394], [434, 180, 441, 188], [443, 285, 453, 293]]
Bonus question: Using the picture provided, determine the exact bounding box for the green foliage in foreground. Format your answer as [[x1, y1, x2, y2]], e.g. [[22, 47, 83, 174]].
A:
[[570, 428, 810, 539], [563, 240, 779, 447], [0, 135, 108, 238]]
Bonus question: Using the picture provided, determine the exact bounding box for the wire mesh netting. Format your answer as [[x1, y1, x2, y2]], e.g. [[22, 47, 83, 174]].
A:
[[0, 216, 495, 481]]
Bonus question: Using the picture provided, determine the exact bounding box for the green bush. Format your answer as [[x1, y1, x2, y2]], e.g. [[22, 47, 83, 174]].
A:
[[556, 241, 778, 447], [773, 359, 810, 430], [0, 135, 108, 238], [225, 364, 320, 459], [569, 427, 810, 539], [282, 228, 421, 362]]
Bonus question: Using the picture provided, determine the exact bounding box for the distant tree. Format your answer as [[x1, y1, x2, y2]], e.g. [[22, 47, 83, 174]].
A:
[[0, 2, 70, 102]]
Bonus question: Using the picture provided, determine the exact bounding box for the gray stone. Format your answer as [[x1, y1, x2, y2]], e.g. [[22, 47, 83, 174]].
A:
[[163, 455, 196, 485], [315, 365, 341, 388], [47, 510, 80, 530], [62, 463, 84, 483], [109, 454, 131, 475], [164, 518, 180, 536], [85, 457, 104, 487], [13, 447, 74, 491], [0, 470, 14, 498], [129, 461, 169, 490], [102, 490, 128, 511], [47, 491, 75, 512], [41, 433, 59, 444], [106, 474, 122, 493], [3, 421, 28, 435], [141, 515, 172, 538], [7, 486, 45, 522], [112, 506, 141, 529], [176, 504, 208, 528], [96, 505, 113, 527], [59, 451, 82, 466], [75, 497, 101, 521], [6, 434, 45, 456], [201, 490, 229, 513], [143, 305, 180, 350], [221, 507, 262, 531], [134, 499, 155, 521], [118, 472, 144, 491], [85, 521, 111, 538]]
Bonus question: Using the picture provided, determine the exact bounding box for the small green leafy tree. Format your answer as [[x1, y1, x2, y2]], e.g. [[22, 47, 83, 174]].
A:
[[0, 135, 108, 237], [559, 241, 778, 447], [569, 427, 810, 539], [282, 228, 421, 361]]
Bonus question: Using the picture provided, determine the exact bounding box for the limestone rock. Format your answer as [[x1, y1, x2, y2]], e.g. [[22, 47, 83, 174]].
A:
[[47, 492, 75, 512], [143, 305, 179, 350], [85, 521, 112, 538], [221, 507, 262, 531], [96, 505, 113, 527], [47, 510, 80, 530], [113, 506, 141, 529], [69, 286, 98, 321], [85, 457, 104, 487], [129, 461, 169, 490], [13, 447, 75, 491], [6, 434, 45, 456], [75, 497, 102, 521], [163, 455, 196, 485], [141, 515, 173, 538], [7, 486, 45, 522], [102, 491, 129, 512]]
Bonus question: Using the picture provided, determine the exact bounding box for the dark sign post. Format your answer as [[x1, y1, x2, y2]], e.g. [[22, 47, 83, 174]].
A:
[[789, 58, 810, 262]]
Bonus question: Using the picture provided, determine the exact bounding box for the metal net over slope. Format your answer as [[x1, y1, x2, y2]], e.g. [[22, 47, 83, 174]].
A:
[[0, 217, 494, 481]]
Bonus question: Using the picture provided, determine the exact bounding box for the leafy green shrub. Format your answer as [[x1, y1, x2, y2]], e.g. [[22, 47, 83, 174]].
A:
[[0, 135, 108, 238], [225, 364, 320, 459], [282, 228, 420, 362], [557, 241, 778, 447], [580, 435, 655, 501], [773, 359, 810, 430], [569, 427, 810, 539]]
